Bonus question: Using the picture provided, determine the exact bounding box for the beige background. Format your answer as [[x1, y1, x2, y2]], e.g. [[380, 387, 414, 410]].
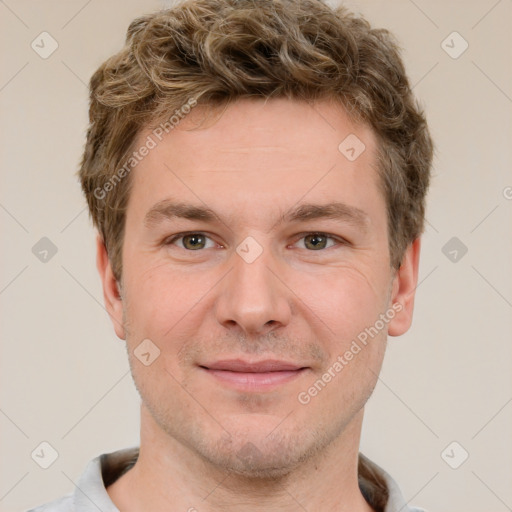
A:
[[1, 0, 511, 511]]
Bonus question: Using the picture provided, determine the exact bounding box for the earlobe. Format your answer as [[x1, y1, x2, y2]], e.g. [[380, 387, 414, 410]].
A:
[[387, 238, 421, 337], [96, 234, 126, 340]]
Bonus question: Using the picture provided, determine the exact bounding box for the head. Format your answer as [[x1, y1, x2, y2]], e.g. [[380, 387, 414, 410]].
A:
[[82, 0, 433, 478]]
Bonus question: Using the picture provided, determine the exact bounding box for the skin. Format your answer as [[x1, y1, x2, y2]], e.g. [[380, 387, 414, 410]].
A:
[[97, 97, 421, 512]]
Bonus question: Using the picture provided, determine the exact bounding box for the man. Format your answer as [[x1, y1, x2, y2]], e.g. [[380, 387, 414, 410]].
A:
[[30, 0, 433, 510]]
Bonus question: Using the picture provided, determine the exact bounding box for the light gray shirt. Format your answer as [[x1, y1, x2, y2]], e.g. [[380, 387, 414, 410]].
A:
[[27, 447, 427, 512]]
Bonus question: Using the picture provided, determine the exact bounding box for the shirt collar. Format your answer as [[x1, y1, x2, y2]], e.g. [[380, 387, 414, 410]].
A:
[[72, 446, 420, 512]]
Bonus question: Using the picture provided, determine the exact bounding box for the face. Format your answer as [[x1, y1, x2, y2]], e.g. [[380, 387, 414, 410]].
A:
[[98, 98, 419, 478]]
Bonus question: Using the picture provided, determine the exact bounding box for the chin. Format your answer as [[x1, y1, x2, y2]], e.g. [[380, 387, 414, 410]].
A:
[[192, 424, 331, 481], [221, 459, 297, 480], [206, 441, 301, 480]]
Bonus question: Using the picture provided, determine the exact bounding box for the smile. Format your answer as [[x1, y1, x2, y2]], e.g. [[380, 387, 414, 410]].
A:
[[199, 359, 309, 391]]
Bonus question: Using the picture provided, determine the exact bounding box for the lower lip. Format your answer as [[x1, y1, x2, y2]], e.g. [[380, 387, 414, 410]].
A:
[[202, 368, 307, 391]]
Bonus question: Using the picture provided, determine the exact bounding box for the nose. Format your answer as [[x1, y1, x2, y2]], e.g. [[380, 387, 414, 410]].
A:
[[214, 243, 292, 337]]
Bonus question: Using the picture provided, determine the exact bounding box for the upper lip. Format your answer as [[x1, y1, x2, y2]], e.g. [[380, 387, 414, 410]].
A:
[[201, 359, 305, 373]]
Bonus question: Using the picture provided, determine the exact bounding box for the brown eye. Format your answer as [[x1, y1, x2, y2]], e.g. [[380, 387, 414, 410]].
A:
[[181, 234, 207, 250], [166, 233, 216, 250], [303, 233, 332, 250]]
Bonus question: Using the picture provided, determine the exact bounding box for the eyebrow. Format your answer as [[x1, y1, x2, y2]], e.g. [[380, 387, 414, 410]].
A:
[[143, 199, 369, 232]]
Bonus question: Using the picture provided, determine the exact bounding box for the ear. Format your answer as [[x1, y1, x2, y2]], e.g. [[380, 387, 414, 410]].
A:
[[96, 234, 126, 340], [387, 237, 421, 337]]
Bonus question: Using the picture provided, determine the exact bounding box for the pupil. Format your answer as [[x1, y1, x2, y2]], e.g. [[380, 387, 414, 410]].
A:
[[307, 234, 325, 250], [185, 234, 204, 249]]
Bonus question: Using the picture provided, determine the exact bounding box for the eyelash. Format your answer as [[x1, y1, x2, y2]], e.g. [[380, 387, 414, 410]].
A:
[[163, 232, 348, 251]]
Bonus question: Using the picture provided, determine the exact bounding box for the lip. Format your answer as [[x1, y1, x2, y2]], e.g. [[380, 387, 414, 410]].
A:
[[199, 359, 308, 391], [202, 359, 304, 372]]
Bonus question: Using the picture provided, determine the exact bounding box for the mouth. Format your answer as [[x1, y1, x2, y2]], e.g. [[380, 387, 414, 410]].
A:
[[199, 359, 309, 391]]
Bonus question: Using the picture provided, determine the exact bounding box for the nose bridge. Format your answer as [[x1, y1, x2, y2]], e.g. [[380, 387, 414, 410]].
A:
[[215, 237, 291, 335]]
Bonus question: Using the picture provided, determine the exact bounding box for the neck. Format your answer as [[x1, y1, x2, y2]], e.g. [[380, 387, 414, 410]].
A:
[[107, 406, 375, 512]]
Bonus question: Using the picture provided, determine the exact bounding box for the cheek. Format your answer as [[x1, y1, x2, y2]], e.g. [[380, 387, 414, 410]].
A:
[[123, 246, 391, 351], [124, 262, 196, 332], [122, 263, 220, 381], [295, 265, 389, 338]]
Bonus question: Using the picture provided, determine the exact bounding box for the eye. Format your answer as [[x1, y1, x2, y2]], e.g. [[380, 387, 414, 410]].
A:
[[165, 232, 217, 250], [293, 232, 344, 251], [164, 231, 345, 252]]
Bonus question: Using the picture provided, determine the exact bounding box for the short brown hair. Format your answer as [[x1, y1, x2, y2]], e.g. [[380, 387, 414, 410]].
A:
[[79, 0, 433, 282]]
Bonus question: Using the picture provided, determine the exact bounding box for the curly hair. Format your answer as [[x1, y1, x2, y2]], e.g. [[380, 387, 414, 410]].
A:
[[78, 0, 433, 282]]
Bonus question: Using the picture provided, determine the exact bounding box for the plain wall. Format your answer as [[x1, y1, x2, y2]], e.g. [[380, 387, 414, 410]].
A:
[[1, 1, 511, 511]]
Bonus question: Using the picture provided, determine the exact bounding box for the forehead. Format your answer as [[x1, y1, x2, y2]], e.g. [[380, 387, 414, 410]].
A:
[[140, 98, 376, 169], [126, 98, 383, 229]]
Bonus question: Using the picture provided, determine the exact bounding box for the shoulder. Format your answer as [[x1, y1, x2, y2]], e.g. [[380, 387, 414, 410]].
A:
[[25, 447, 138, 512], [358, 452, 428, 512], [26, 492, 73, 511]]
